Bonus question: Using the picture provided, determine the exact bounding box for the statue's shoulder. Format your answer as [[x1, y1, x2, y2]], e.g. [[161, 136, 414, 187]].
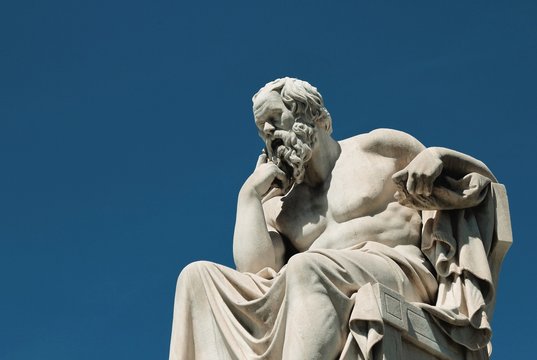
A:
[[341, 128, 425, 160]]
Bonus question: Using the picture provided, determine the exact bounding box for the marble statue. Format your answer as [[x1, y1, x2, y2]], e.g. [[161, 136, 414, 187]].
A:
[[169, 78, 511, 360]]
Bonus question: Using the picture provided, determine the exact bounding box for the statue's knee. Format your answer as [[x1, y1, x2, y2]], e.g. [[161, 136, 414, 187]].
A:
[[176, 261, 212, 296], [285, 252, 327, 289]]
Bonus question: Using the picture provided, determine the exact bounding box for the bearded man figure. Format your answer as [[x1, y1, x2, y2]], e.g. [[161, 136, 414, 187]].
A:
[[169, 78, 502, 360]]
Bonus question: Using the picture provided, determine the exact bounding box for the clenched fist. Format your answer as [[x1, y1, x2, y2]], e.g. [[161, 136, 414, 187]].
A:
[[392, 148, 443, 197]]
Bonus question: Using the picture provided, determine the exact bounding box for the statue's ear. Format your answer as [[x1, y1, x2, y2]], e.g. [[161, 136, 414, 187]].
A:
[[317, 109, 332, 133]]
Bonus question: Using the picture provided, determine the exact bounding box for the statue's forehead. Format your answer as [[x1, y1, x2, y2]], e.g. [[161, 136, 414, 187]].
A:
[[253, 90, 283, 111]]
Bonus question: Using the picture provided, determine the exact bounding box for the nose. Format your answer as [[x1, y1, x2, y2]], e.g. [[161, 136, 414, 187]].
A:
[[263, 122, 276, 135]]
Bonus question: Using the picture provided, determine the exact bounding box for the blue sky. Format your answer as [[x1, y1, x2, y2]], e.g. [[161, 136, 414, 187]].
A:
[[1, 1, 535, 358]]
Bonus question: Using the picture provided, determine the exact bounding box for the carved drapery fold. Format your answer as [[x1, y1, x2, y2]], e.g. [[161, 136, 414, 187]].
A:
[[396, 173, 512, 355]]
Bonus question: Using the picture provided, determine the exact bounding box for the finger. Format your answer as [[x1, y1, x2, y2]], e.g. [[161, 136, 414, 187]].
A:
[[273, 169, 290, 189], [256, 153, 268, 168], [392, 169, 408, 186], [415, 175, 426, 195], [423, 181, 433, 196], [406, 173, 417, 194], [274, 167, 287, 181], [262, 186, 285, 203]]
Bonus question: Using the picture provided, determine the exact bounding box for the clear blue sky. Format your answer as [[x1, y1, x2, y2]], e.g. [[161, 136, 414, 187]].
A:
[[1, 1, 535, 358]]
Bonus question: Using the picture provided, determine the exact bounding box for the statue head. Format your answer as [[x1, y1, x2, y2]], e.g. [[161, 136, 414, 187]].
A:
[[252, 78, 332, 185], [252, 77, 332, 134]]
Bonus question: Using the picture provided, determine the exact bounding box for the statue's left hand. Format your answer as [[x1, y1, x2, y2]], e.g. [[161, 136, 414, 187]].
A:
[[392, 149, 443, 197]]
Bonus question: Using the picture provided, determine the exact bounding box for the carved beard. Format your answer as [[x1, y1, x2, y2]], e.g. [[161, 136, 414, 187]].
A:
[[268, 122, 317, 187]]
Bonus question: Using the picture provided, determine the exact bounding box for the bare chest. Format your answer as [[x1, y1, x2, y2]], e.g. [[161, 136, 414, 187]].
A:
[[271, 154, 401, 251]]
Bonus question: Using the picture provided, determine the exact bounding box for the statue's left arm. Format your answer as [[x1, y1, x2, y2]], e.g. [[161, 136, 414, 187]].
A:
[[392, 147, 497, 197], [362, 128, 496, 197]]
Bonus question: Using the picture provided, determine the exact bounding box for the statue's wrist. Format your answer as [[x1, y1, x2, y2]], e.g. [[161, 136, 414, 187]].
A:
[[427, 147, 445, 161], [239, 185, 262, 201]]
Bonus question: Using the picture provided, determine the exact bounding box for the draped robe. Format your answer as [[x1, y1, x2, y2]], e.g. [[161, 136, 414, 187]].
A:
[[169, 172, 509, 360]]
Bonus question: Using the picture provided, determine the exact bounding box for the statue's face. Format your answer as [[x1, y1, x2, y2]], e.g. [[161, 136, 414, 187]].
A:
[[253, 90, 315, 185], [253, 91, 295, 148]]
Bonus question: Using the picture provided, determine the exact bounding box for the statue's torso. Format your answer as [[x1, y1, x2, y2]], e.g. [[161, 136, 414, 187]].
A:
[[265, 136, 422, 252]]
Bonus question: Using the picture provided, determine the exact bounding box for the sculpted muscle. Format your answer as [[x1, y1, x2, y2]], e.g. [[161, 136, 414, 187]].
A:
[[264, 132, 423, 252], [171, 78, 507, 360]]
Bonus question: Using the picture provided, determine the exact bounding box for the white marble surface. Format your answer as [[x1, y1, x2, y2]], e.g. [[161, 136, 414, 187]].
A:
[[169, 78, 510, 360]]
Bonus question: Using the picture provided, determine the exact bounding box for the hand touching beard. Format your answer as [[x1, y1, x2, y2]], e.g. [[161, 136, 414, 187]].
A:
[[267, 122, 317, 191]]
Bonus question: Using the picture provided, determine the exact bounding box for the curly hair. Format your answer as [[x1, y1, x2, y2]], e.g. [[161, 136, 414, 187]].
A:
[[252, 77, 333, 134]]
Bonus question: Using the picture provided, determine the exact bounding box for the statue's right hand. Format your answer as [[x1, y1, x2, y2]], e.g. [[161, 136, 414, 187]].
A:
[[241, 153, 289, 200]]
